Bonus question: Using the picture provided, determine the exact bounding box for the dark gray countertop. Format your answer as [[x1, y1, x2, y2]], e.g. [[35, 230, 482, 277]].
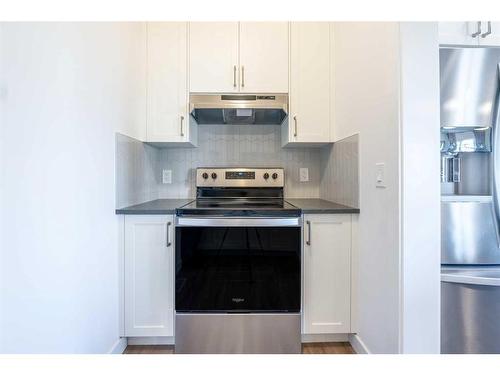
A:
[[115, 199, 194, 215], [116, 198, 359, 215], [285, 199, 360, 214]]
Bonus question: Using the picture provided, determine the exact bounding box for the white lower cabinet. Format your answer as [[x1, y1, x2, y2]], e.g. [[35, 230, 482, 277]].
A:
[[302, 214, 351, 334], [124, 215, 175, 337]]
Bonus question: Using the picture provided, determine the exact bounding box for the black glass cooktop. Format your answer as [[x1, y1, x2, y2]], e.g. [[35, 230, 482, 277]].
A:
[[176, 198, 300, 217]]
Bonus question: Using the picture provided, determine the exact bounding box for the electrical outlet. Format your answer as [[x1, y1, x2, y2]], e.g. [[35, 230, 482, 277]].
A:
[[375, 163, 386, 188], [162, 169, 172, 184], [299, 168, 309, 182]]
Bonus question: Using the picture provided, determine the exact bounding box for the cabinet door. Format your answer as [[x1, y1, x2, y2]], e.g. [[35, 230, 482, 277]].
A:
[[303, 214, 351, 334], [438, 22, 480, 46], [147, 23, 191, 143], [239, 22, 289, 93], [288, 22, 331, 144], [189, 22, 239, 93], [124, 215, 174, 337], [478, 22, 500, 46]]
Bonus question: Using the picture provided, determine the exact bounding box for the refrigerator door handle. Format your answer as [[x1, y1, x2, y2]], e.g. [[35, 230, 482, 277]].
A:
[[491, 79, 500, 248]]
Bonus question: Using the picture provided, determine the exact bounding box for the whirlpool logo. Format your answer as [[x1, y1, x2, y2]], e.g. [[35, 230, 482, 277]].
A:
[[232, 298, 245, 303]]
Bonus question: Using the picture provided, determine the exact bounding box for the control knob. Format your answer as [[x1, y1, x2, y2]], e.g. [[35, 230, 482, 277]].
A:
[[211, 172, 217, 179], [202, 172, 209, 179], [263, 172, 270, 180], [272, 173, 278, 180]]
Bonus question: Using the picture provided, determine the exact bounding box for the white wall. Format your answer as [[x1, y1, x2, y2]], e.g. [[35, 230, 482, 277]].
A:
[[0, 23, 146, 353], [335, 22, 440, 353], [399, 23, 440, 353], [335, 22, 402, 353]]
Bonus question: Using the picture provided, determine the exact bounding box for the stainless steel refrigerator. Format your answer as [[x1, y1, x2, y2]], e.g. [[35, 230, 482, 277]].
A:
[[440, 47, 500, 354]]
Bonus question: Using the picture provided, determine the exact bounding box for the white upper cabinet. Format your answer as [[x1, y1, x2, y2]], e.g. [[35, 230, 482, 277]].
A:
[[285, 22, 331, 145], [303, 214, 351, 335], [124, 215, 175, 337], [239, 22, 289, 93], [189, 22, 239, 93], [189, 22, 289, 93], [146, 22, 196, 145], [478, 22, 500, 46], [438, 22, 480, 46], [438, 21, 500, 47]]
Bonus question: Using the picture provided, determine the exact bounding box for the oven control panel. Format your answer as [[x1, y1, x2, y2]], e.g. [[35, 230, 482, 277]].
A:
[[196, 168, 284, 187], [226, 171, 255, 180]]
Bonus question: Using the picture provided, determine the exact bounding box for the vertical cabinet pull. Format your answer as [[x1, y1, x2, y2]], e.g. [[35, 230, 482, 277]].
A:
[[166, 222, 172, 247], [241, 66, 245, 88], [233, 65, 237, 88], [293, 115, 298, 137], [306, 220, 311, 246], [471, 21, 482, 38], [481, 21, 492, 38], [180, 115, 185, 137]]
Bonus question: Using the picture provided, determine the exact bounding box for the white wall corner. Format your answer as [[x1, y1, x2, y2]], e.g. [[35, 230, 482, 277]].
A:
[[334, 21, 401, 354], [398, 21, 441, 354]]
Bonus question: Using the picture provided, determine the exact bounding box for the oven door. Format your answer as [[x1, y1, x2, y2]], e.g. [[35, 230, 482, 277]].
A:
[[175, 217, 301, 313]]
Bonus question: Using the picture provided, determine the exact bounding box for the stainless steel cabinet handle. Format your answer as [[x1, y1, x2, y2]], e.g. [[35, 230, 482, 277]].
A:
[[481, 21, 492, 38], [306, 220, 311, 246], [241, 66, 245, 88], [293, 115, 298, 137], [471, 21, 482, 38], [233, 65, 237, 88], [166, 221, 172, 247], [180, 115, 185, 137]]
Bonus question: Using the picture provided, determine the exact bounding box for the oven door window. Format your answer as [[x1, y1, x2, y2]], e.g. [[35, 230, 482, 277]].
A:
[[175, 226, 301, 313]]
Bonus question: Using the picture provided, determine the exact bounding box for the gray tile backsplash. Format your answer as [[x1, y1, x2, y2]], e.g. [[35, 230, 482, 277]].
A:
[[115, 127, 359, 208], [157, 125, 321, 199], [319, 134, 359, 208], [115, 133, 159, 208]]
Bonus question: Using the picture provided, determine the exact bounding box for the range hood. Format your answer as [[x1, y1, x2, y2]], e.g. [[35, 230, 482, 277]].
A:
[[190, 94, 288, 125]]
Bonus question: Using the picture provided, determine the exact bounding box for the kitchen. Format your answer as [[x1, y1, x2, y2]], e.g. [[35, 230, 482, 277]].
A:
[[0, 20, 439, 356], [0, 4, 499, 369], [115, 22, 361, 354]]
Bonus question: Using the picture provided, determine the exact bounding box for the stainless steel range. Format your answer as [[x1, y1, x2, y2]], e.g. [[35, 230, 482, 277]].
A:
[[174, 167, 301, 354]]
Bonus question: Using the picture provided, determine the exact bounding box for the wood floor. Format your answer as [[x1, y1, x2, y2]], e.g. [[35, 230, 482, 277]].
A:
[[123, 342, 355, 354], [301, 342, 355, 354]]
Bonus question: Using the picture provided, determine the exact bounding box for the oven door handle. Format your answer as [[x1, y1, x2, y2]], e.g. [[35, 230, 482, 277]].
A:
[[175, 216, 301, 227]]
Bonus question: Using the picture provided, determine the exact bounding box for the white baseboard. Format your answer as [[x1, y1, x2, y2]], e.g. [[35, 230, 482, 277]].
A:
[[348, 333, 371, 354], [108, 337, 128, 354], [127, 336, 175, 345], [301, 333, 349, 343]]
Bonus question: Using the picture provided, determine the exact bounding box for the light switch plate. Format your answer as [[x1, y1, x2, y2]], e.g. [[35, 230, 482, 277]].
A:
[[375, 163, 386, 188], [299, 168, 309, 182], [162, 169, 172, 184]]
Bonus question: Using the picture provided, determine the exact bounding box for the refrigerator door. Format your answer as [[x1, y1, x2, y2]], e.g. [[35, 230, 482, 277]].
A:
[[441, 267, 500, 353], [441, 196, 500, 264], [440, 48, 500, 128]]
